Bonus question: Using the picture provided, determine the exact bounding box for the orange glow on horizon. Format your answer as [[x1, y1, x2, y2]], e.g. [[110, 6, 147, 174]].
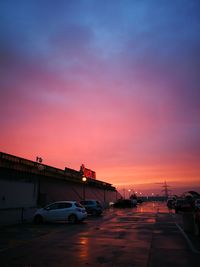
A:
[[1, 148, 199, 196]]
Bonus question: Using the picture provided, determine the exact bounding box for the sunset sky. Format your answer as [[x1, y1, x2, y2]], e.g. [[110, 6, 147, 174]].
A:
[[1, 0, 200, 195]]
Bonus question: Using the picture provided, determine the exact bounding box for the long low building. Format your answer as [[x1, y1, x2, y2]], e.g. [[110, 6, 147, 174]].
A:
[[0, 152, 121, 224]]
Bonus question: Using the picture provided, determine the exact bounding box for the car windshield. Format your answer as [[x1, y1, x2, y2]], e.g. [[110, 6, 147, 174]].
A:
[[75, 202, 84, 208]]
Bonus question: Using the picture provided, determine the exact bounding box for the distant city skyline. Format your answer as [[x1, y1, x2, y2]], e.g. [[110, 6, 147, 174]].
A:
[[1, 0, 200, 194]]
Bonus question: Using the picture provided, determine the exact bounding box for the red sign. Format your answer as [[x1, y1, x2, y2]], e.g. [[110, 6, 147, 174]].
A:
[[80, 164, 96, 179]]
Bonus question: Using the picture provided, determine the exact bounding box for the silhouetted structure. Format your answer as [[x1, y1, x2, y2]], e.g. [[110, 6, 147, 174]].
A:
[[161, 181, 171, 198], [0, 152, 120, 224]]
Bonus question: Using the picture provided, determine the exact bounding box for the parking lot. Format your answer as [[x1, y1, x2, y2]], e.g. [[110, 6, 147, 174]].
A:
[[0, 202, 200, 267]]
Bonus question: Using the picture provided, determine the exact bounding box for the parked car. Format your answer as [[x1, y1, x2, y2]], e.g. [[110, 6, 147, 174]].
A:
[[195, 208, 200, 236], [174, 199, 193, 213], [137, 198, 143, 204], [195, 199, 200, 210], [80, 200, 103, 216], [34, 201, 87, 224], [113, 199, 137, 208], [167, 198, 175, 209]]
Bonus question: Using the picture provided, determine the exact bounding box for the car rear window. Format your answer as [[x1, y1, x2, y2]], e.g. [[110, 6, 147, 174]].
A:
[[58, 203, 72, 209], [80, 201, 93, 205], [45, 202, 72, 210]]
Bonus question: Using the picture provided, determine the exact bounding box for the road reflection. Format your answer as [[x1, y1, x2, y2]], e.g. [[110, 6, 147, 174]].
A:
[[78, 236, 89, 260], [136, 201, 169, 213], [76, 202, 171, 263]]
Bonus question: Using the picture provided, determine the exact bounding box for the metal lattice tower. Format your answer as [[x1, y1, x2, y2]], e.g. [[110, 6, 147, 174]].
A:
[[161, 181, 171, 198]]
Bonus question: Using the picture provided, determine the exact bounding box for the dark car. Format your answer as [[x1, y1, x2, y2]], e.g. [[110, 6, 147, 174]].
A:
[[80, 200, 103, 216], [167, 198, 175, 209], [195, 208, 200, 236], [113, 199, 137, 208], [174, 199, 193, 213], [137, 198, 143, 204]]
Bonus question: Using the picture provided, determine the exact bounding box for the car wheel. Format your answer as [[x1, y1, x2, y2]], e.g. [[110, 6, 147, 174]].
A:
[[34, 215, 43, 224], [68, 214, 77, 224]]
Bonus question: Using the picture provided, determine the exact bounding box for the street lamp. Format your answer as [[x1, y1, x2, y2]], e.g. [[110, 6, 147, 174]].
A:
[[128, 189, 131, 198], [82, 177, 87, 182], [82, 176, 87, 200]]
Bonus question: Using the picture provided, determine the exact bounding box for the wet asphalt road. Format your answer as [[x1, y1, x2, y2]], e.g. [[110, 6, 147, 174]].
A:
[[0, 202, 200, 267]]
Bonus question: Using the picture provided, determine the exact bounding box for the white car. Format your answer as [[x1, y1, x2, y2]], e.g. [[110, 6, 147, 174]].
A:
[[34, 201, 87, 224]]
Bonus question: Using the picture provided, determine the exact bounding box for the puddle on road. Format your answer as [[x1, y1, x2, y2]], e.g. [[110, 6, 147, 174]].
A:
[[153, 230, 163, 234], [136, 202, 170, 213], [145, 218, 156, 223]]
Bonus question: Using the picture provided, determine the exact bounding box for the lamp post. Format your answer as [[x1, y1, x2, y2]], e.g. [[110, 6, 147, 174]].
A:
[[82, 176, 87, 200], [128, 189, 131, 198], [36, 156, 45, 207], [103, 183, 106, 204]]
